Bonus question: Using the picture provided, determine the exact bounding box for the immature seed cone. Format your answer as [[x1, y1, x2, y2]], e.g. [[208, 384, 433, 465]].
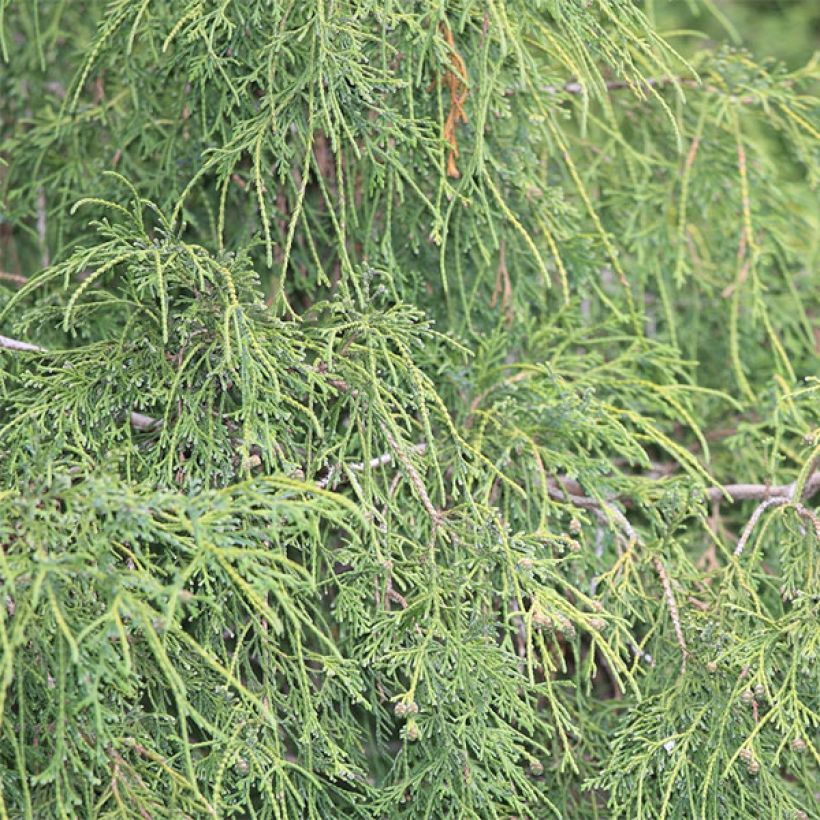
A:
[[405, 720, 419, 742], [790, 737, 806, 754], [531, 609, 552, 630]]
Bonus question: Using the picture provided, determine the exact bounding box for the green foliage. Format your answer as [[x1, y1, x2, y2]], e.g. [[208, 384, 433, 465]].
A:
[[0, 1, 818, 817]]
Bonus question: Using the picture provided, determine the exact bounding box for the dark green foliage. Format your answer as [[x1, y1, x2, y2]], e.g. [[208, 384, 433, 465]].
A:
[[0, 1, 818, 817]]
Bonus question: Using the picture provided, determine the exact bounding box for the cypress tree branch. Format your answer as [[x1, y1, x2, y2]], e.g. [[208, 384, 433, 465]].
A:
[[0, 336, 813, 507], [1, 3, 817, 814], [0, 334, 162, 430]]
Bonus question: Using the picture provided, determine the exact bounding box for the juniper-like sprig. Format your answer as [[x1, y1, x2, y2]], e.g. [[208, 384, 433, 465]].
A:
[[1, 1, 817, 817]]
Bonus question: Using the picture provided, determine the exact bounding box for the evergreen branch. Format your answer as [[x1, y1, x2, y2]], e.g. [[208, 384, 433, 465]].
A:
[[546, 475, 688, 668], [382, 427, 440, 523], [1, 4, 817, 813], [1, 325, 814, 511], [652, 556, 688, 673], [0, 334, 162, 431], [729, 473, 820, 557]]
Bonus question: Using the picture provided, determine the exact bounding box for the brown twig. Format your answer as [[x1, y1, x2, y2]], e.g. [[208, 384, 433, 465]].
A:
[[0, 271, 28, 286], [438, 21, 469, 178], [36, 188, 50, 269], [490, 239, 514, 325]]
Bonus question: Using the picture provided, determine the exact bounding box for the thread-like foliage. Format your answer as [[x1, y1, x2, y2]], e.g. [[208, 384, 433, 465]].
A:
[[0, 1, 818, 818]]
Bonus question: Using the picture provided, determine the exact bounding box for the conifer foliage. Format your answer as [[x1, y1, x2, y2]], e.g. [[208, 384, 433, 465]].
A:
[[0, 1, 818, 817]]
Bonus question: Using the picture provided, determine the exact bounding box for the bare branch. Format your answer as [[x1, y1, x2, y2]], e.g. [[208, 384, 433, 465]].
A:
[[734, 494, 820, 558], [315, 443, 427, 489], [652, 556, 688, 672], [0, 334, 45, 353], [705, 472, 820, 504], [543, 76, 678, 96], [382, 427, 439, 522], [129, 411, 162, 432], [3, 331, 818, 514], [536, 75, 760, 105], [0, 271, 28, 286]]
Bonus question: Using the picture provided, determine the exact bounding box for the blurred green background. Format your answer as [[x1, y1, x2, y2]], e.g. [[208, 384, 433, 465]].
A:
[[650, 0, 819, 68]]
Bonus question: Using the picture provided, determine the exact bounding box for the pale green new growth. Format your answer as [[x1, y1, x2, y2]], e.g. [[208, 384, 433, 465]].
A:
[[0, 1, 817, 818]]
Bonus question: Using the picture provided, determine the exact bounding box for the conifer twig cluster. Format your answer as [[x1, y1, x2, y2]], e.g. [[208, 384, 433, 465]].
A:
[[0, 1, 817, 817]]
